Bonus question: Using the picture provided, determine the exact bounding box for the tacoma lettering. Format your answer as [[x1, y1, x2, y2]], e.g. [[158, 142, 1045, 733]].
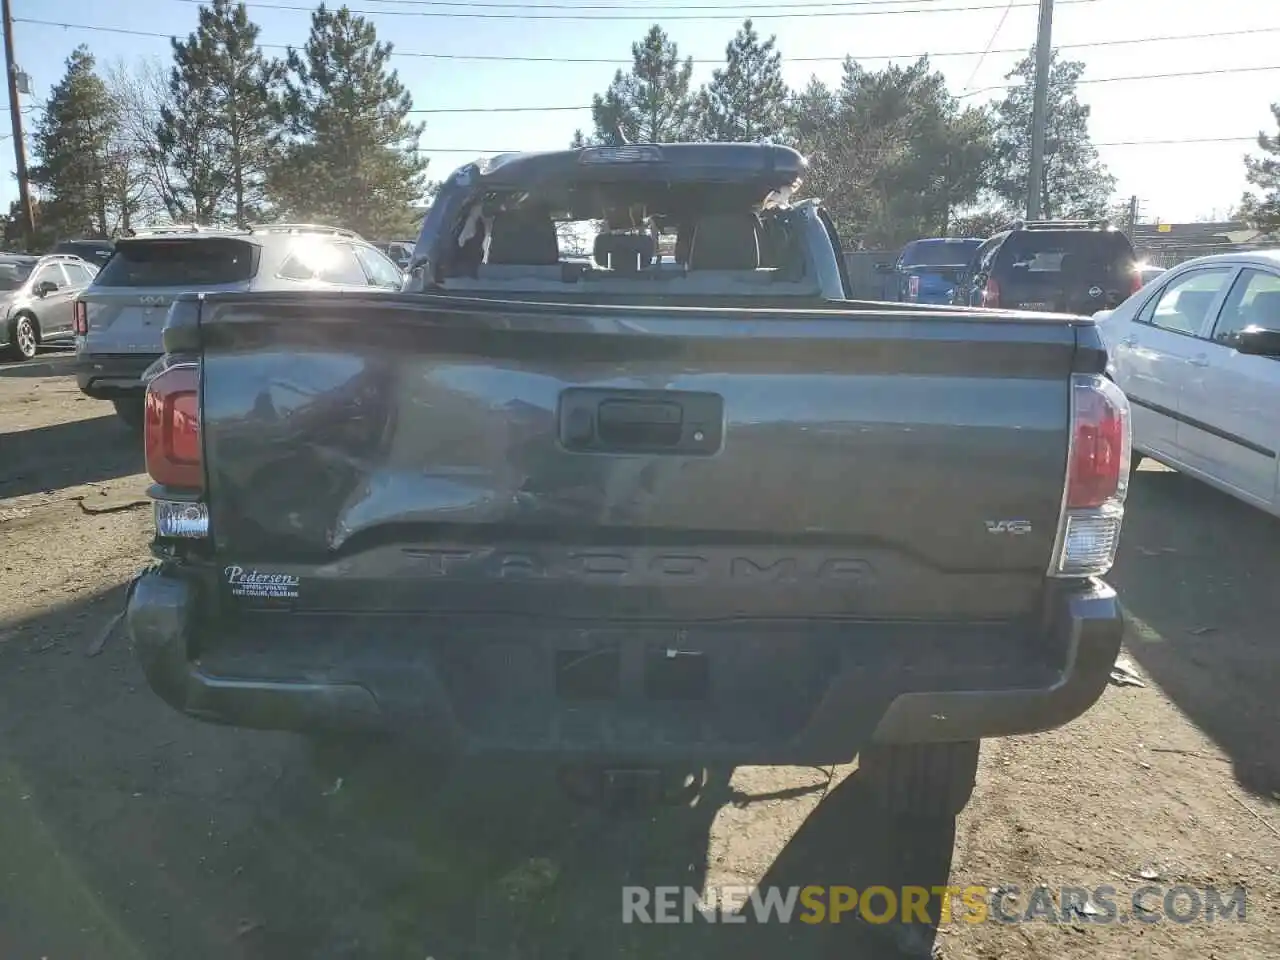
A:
[[400, 548, 873, 585]]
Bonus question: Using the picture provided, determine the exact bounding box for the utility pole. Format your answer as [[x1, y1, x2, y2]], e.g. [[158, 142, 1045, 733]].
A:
[[1, 0, 33, 247], [1026, 0, 1055, 220], [1126, 195, 1139, 235]]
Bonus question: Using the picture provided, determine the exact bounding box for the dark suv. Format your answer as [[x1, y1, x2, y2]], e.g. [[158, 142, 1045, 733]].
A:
[[51, 238, 116, 269], [953, 219, 1142, 314]]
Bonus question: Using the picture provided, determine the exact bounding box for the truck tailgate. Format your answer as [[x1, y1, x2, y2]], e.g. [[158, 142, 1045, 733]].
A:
[[190, 294, 1082, 621]]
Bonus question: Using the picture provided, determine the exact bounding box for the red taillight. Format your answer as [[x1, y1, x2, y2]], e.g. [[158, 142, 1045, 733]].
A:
[[982, 276, 1000, 307], [1066, 375, 1130, 509], [73, 300, 87, 335], [144, 364, 202, 490], [1051, 374, 1131, 577], [1130, 272, 1143, 296], [906, 275, 920, 302]]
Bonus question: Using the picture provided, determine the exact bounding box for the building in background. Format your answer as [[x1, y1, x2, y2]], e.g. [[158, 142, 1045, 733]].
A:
[[1130, 221, 1276, 268]]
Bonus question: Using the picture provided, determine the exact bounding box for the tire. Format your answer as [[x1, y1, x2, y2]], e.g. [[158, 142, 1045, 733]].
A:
[[860, 740, 980, 820], [7, 314, 38, 360], [112, 397, 146, 431]]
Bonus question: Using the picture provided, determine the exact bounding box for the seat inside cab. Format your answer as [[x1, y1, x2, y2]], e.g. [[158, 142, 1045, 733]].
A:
[[438, 191, 817, 298]]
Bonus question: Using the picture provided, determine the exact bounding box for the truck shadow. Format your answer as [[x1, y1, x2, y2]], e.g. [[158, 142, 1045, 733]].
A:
[[0, 413, 142, 500], [0, 583, 955, 960], [246, 756, 954, 959], [0, 346, 77, 378], [1112, 465, 1280, 799]]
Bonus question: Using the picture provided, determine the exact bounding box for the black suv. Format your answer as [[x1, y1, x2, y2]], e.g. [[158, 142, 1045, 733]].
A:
[[51, 238, 115, 268], [953, 219, 1141, 314]]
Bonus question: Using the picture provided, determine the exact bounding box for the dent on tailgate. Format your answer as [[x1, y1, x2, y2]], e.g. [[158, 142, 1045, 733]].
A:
[[197, 295, 1078, 622]]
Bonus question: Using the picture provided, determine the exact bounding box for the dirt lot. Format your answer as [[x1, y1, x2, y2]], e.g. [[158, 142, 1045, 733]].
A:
[[1, 348, 1278, 959]]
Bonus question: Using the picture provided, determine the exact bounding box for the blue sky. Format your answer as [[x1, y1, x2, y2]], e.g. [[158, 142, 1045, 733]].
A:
[[4, 0, 1278, 223]]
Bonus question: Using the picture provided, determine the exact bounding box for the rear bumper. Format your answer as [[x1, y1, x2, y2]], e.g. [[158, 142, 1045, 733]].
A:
[[127, 572, 1123, 762], [76, 352, 159, 399]]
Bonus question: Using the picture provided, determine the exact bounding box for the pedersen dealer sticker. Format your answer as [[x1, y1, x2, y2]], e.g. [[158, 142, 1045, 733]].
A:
[[224, 565, 300, 600]]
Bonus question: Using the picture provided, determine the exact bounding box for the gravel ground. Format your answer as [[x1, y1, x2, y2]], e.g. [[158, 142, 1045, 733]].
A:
[[1, 347, 1277, 959]]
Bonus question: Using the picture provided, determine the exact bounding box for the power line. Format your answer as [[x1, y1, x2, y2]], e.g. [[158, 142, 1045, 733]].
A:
[[247, 0, 1029, 8], [90, 132, 1264, 152], [959, 63, 1280, 97], [1092, 136, 1258, 146], [400, 64, 1280, 110], [165, 0, 1100, 22], [295, 136, 1280, 152], [16, 17, 1280, 66], [962, 0, 1017, 91], [15, 59, 1276, 116]]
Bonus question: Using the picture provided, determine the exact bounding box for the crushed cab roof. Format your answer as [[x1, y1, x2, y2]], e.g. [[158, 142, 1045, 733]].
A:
[[447, 142, 807, 191]]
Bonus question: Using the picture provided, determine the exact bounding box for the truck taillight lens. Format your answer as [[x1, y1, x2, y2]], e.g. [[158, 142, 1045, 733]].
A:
[[1050, 374, 1131, 578], [73, 300, 87, 335], [906, 275, 920, 301], [1130, 272, 1144, 296], [982, 277, 1000, 307], [1067, 377, 1129, 509], [145, 363, 202, 490]]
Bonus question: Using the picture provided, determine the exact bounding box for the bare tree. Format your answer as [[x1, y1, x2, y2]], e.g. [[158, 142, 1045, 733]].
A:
[[104, 57, 175, 231], [555, 220, 596, 258]]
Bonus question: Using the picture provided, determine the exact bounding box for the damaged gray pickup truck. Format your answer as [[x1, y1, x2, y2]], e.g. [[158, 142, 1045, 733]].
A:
[[126, 143, 1129, 818]]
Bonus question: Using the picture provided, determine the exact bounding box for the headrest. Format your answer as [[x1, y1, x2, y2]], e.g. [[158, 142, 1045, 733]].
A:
[[1174, 289, 1216, 320], [486, 211, 560, 266], [1248, 290, 1280, 325], [687, 213, 761, 271]]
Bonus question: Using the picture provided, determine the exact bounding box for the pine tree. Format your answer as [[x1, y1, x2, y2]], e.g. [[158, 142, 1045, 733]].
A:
[[1, 198, 51, 251], [155, 0, 282, 225], [270, 3, 429, 238], [1240, 104, 1280, 234], [990, 49, 1115, 218], [30, 46, 118, 241], [698, 20, 789, 142], [585, 25, 698, 144], [787, 58, 994, 246]]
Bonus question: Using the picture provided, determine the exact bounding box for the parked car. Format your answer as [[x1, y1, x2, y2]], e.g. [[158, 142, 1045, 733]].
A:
[[125, 143, 1128, 820], [0, 253, 98, 360], [953, 219, 1142, 314], [876, 237, 982, 304], [75, 223, 405, 428], [373, 239, 414, 269], [1097, 249, 1280, 516], [1136, 263, 1167, 287], [50, 238, 116, 268]]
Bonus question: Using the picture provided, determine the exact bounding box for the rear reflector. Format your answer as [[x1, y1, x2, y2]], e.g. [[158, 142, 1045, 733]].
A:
[[144, 363, 202, 490], [1058, 508, 1123, 574], [1050, 374, 1131, 578]]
